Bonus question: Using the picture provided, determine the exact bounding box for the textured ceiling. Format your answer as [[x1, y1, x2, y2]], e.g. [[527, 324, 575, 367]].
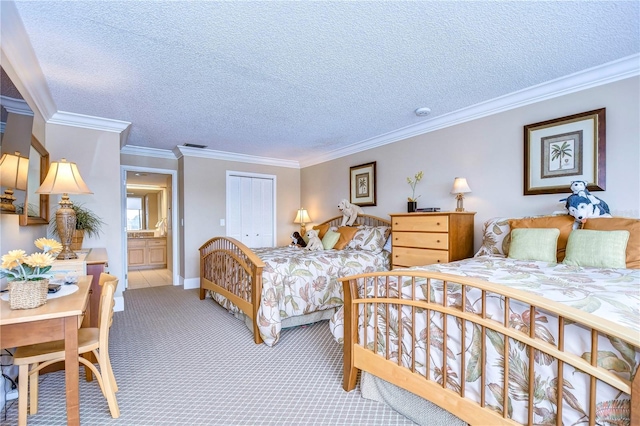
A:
[[12, 1, 640, 163]]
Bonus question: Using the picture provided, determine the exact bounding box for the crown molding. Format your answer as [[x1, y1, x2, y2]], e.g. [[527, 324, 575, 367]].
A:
[[300, 54, 640, 168], [0, 1, 57, 120], [49, 111, 131, 133], [0, 96, 34, 116], [121, 145, 178, 160], [173, 145, 300, 169]]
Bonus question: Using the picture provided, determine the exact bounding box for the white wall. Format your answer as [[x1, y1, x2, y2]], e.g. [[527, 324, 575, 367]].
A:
[[301, 77, 640, 250], [45, 124, 124, 300]]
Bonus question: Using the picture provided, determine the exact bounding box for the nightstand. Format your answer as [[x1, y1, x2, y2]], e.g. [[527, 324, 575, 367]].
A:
[[389, 212, 475, 269]]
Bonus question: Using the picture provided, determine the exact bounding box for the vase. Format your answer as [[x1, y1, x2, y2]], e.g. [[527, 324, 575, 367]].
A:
[[8, 279, 49, 310], [71, 229, 85, 251], [407, 201, 417, 213]]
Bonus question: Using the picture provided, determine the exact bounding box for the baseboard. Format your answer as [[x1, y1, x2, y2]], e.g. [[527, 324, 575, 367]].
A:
[[114, 295, 124, 312], [183, 277, 199, 289]]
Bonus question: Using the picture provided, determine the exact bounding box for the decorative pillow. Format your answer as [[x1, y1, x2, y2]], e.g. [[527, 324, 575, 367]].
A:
[[507, 228, 560, 263], [474, 217, 511, 257], [383, 233, 392, 252], [333, 226, 359, 250], [312, 223, 330, 240], [347, 225, 391, 253], [321, 229, 341, 250], [583, 218, 640, 269], [509, 215, 575, 262], [563, 229, 630, 269]]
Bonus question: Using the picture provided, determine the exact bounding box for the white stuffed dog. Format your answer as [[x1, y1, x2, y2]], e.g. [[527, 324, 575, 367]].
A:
[[305, 229, 324, 251], [338, 199, 364, 227]]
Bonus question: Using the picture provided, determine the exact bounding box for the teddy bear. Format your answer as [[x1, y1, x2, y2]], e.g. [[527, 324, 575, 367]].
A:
[[338, 199, 364, 227], [305, 229, 324, 251], [569, 180, 603, 206], [290, 231, 307, 248]]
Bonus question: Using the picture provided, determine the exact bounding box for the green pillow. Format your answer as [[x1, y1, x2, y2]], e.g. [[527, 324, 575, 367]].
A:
[[563, 229, 630, 268], [322, 230, 341, 250], [507, 228, 560, 263]]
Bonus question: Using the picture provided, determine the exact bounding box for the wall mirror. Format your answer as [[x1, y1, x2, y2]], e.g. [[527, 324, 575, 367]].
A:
[[19, 135, 49, 226]]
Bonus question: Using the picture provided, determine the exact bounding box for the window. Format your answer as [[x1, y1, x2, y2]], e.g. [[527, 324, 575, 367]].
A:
[[127, 197, 143, 230]]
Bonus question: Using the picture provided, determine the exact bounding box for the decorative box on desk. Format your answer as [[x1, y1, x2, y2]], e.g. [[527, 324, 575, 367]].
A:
[[390, 212, 475, 269]]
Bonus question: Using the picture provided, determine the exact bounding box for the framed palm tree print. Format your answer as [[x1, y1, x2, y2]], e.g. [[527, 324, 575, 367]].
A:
[[350, 161, 376, 206], [524, 108, 606, 195]]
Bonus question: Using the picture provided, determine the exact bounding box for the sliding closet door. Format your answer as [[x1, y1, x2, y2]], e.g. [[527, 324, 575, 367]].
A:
[[227, 173, 275, 248]]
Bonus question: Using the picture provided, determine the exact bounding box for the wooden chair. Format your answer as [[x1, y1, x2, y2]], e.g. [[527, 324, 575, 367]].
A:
[[13, 273, 120, 424]]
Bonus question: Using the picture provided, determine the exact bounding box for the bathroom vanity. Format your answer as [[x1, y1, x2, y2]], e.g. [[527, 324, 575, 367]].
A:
[[127, 231, 167, 270]]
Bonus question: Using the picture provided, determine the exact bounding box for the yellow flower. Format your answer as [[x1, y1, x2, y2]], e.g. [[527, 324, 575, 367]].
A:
[[34, 238, 63, 255], [1, 250, 27, 269], [407, 171, 424, 201], [24, 252, 55, 269]]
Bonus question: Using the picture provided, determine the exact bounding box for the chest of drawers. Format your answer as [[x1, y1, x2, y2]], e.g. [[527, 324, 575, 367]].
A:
[[390, 212, 475, 269]]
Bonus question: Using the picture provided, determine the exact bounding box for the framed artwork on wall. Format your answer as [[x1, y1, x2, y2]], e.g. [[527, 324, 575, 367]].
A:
[[350, 161, 376, 206], [524, 108, 606, 195]]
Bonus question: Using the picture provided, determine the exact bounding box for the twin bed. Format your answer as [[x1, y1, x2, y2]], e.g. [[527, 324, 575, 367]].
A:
[[200, 213, 639, 425], [199, 214, 391, 346]]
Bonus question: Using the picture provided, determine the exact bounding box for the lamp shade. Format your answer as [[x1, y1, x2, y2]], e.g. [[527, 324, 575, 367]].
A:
[[451, 177, 471, 194], [36, 158, 93, 195], [293, 208, 311, 224], [0, 151, 29, 191]]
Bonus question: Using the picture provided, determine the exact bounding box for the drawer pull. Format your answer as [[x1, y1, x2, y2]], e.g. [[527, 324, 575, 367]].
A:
[[437, 222, 440, 226], [437, 240, 440, 243], [437, 260, 441, 263]]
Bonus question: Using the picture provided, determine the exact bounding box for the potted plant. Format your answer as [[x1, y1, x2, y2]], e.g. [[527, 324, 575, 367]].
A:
[[50, 203, 105, 250], [0, 238, 61, 309], [406, 171, 424, 212]]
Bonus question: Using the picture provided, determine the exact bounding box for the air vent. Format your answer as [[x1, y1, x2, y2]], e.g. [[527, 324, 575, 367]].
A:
[[183, 143, 207, 149]]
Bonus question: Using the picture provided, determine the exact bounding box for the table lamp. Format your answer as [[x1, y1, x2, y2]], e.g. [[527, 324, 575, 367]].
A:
[[293, 208, 312, 235], [0, 151, 29, 212], [451, 177, 471, 212], [36, 158, 93, 259]]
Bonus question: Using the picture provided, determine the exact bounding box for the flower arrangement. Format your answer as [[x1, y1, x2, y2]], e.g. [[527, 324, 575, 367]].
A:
[[407, 171, 424, 202], [0, 238, 62, 282]]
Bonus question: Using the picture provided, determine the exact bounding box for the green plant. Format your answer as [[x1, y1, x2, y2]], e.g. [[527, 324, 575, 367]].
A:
[[50, 203, 105, 238], [406, 171, 424, 202]]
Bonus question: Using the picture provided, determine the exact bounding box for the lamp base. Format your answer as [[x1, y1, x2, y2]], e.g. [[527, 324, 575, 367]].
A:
[[0, 190, 17, 212], [455, 194, 465, 212]]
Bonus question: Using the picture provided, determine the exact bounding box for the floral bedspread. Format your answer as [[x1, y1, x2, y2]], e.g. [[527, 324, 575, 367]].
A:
[[211, 246, 390, 346], [330, 257, 640, 425]]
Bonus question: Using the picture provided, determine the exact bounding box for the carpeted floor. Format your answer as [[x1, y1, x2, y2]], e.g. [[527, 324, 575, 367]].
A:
[[1, 285, 416, 425]]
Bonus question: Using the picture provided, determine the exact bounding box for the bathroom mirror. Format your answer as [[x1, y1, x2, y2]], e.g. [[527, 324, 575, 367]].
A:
[[19, 135, 49, 226]]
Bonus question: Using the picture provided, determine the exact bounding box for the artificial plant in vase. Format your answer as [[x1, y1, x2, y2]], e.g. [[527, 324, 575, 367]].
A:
[[49, 203, 105, 250], [406, 171, 424, 212]]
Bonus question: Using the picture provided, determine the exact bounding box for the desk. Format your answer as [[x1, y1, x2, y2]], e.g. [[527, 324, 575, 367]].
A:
[[1, 276, 91, 426]]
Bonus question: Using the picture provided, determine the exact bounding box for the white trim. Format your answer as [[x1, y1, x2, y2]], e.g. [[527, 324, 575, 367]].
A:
[[174, 145, 299, 169], [0, 96, 33, 116], [299, 54, 640, 167], [121, 145, 177, 160], [114, 295, 124, 312], [49, 111, 131, 133], [0, 1, 57, 120], [183, 277, 199, 290], [0, 122, 5, 133], [121, 165, 180, 293]]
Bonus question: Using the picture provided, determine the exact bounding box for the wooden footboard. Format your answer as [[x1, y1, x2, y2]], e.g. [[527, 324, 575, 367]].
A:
[[341, 271, 639, 426], [199, 237, 265, 344]]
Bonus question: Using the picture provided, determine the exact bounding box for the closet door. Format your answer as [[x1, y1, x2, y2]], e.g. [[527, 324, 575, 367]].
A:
[[227, 173, 275, 248]]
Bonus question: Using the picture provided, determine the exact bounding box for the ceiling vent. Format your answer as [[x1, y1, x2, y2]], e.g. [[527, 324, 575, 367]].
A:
[[183, 143, 207, 149]]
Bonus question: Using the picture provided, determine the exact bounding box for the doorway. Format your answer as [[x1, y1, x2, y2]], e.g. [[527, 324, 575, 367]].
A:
[[121, 166, 179, 289]]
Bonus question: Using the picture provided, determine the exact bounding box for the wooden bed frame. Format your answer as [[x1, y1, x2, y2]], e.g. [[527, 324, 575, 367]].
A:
[[341, 270, 639, 426], [199, 214, 391, 345]]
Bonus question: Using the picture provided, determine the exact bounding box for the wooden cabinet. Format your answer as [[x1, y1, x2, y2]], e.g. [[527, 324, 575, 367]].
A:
[[127, 237, 166, 270], [390, 212, 475, 269]]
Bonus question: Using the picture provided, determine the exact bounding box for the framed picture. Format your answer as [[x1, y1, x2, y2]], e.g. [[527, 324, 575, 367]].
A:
[[524, 108, 606, 195], [350, 161, 376, 206]]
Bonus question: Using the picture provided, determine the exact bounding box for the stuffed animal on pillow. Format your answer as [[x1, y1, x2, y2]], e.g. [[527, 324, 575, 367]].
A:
[[290, 231, 307, 248], [338, 199, 364, 227], [569, 180, 603, 206], [565, 193, 611, 224], [305, 229, 324, 251]]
